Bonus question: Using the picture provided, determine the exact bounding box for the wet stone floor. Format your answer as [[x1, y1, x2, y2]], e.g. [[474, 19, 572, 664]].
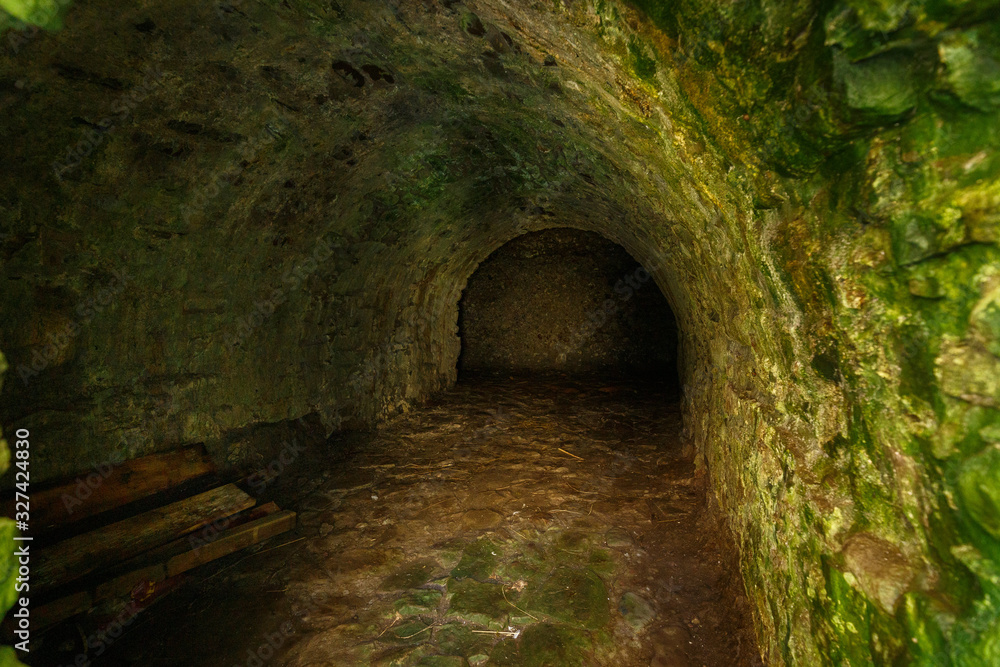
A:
[[78, 377, 761, 666]]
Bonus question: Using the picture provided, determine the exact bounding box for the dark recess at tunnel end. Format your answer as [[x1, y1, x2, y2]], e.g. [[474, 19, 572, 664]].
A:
[[458, 228, 679, 385]]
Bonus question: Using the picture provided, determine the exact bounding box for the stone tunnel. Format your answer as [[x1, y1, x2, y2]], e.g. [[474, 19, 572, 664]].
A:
[[1, 0, 999, 664]]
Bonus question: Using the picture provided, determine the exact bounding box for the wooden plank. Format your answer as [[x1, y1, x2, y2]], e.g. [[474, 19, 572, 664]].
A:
[[109, 501, 281, 576], [166, 510, 297, 577], [34, 591, 92, 631], [94, 564, 166, 603], [35, 484, 255, 592], [3, 446, 215, 533], [98, 506, 288, 603]]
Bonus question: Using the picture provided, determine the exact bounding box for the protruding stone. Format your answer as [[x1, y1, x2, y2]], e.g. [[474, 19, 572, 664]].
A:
[[939, 28, 1000, 111], [605, 527, 634, 548], [841, 533, 916, 613], [833, 50, 916, 121], [936, 338, 1000, 407], [620, 591, 656, 630]]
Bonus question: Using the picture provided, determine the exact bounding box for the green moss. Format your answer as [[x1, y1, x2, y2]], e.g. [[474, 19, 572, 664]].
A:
[[0, 0, 69, 29], [523, 567, 610, 630], [434, 623, 493, 658], [491, 623, 592, 666], [0, 520, 19, 633], [949, 544, 1000, 664], [901, 593, 953, 665], [451, 539, 499, 581], [447, 578, 509, 626], [395, 589, 443, 616], [817, 562, 906, 663], [956, 445, 1000, 540], [627, 38, 657, 82]]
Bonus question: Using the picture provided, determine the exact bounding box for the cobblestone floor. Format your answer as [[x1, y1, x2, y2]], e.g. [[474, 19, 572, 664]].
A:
[[81, 376, 760, 666]]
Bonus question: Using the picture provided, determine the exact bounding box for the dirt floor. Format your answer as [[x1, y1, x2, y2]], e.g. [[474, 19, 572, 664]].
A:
[[37, 376, 761, 666]]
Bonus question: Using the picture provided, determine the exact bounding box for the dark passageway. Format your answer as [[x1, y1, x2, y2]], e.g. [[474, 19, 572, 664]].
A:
[[458, 228, 679, 385]]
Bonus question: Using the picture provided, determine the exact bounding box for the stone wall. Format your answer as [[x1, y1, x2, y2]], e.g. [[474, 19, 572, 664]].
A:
[[1, 0, 999, 663], [458, 228, 677, 378]]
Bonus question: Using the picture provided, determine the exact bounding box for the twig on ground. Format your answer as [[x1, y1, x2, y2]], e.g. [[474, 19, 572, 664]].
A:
[[502, 586, 538, 620], [396, 624, 434, 639], [376, 616, 400, 638]]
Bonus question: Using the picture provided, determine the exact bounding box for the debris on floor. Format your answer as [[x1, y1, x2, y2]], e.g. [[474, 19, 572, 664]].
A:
[[44, 376, 762, 666]]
